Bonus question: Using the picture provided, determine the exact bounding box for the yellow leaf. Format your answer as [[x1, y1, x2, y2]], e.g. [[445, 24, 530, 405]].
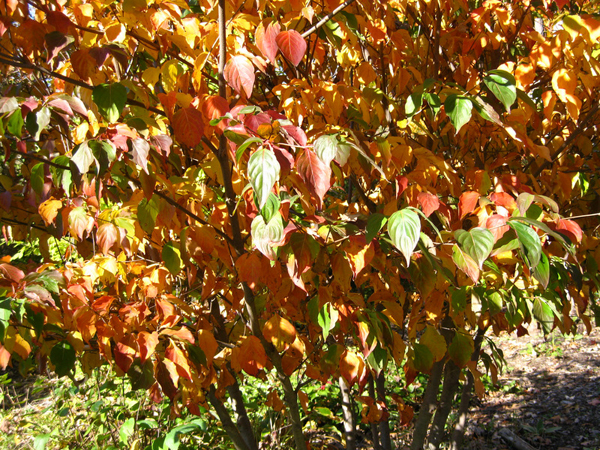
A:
[[339, 350, 365, 386], [419, 326, 447, 363], [262, 315, 296, 352], [38, 197, 63, 225]]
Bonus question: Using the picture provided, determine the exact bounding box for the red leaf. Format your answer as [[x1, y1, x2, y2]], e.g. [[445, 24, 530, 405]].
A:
[[172, 107, 204, 147], [486, 214, 509, 242], [459, 191, 480, 219], [97, 223, 118, 255], [397, 176, 409, 197], [224, 55, 255, 98], [202, 95, 230, 127], [417, 192, 440, 217], [114, 341, 136, 373], [256, 21, 280, 63], [276, 30, 307, 66], [557, 219, 582, 243], [297, 148, 331, 208], [0, 343, 10, 370]]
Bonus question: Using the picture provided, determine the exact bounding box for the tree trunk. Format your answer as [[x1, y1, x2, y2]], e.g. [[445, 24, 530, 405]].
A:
[[376, 371, 392, 450], [339, 376, 357, 450], [368, 374, 381, 450], [208, 386, 253, 450], [426, 361, 461, 449], [410, 359, 444, 450]]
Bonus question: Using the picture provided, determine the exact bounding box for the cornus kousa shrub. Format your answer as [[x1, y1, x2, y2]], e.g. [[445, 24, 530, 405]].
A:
[[0, 0, 599, 448]]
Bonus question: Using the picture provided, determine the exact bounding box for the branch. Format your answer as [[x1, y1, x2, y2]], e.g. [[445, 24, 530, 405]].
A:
[[532, 102, 600, 177], [301, 0, 358, 38], [12, 148, 70, 170]]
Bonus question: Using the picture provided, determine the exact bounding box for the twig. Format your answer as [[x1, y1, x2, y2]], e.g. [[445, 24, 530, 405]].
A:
[[301, 0, 357, 38]]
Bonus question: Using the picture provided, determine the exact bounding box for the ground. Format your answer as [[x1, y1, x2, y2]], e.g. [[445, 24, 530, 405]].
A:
[[1, 325, 599, 449], [465, 325, 600, 450]]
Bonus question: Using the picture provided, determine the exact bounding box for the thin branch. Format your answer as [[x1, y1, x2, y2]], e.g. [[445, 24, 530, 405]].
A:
[[301, 0, 358, 38]]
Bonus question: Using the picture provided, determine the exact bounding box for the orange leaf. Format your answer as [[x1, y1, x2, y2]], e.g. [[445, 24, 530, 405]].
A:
[[224, 55, 255, 98], [0, 343, 10, 370], [417, 192, 440, 217], [197, 329, 218, 364], [459, 191, 480, 219], [114, 341, 136, 373], [39, 197, 62, 225], [339, 350, 365, 387], [557, 218, 582, 243], [238, 335, 267, 376], [165, 342, 193, 380], [344, 235, 375, 278], [262, 315, 296, 352], [172, 107, 204, 147], [276, 30, 306, 66], [138, 331, 159, 363]]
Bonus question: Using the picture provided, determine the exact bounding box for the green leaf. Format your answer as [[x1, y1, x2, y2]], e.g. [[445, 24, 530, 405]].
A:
[[6, 109, 24, 136], [51, 155, 72, 194], [533, 252, 550, 289], [50, 341, 76, 377], [31, 163, 45, 196], [448, 333, 474, 367], [127, 358, 155, 390], [405, 92, 423, 117], [235, 136, 262, 163], [119, 418, 135, 445], [509, 220, 542, 269], [444, 94, 472, 133], [452, 244, 480, 283], [486, 290, 503, 315], [71, 141, 96, 174], [451, 287, 467, 312], [164, 420, 207, 450], [424, 93, 442, 116], [33, 434, 51, 450], [533, 297, 554, 333], [313, 134, 338, 166], [26, 107, 51, 141], [92, 83, 127, 123], [318, 303, 338, 340], [138, 195, 160, 234], [411, 343, 433, 373], [483, 70, 517, 110], [162, 242, 183, 275], [260, 193, 280, 223], [251, 212, 284, 259], [455, 227, 494, 269], [247, 146, 280, 209], [366, 213, 387, 242], [388, 208, 421, 266]]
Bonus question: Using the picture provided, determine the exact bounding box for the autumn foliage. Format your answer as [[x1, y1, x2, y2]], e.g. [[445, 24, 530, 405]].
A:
[[0, 0, 599, 448]]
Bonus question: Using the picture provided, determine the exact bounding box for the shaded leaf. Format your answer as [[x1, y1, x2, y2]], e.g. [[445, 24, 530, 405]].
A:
[[172, 107, 204, 148], [92, 83, 127, 123]]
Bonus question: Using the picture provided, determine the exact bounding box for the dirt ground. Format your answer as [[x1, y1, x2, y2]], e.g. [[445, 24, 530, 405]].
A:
[[465, 325, 600, 450]]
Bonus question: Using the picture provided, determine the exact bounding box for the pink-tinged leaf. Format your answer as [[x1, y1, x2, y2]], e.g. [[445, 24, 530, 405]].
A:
[[131, 138, 150, 173], [97, 223, 118, 255], [297, 148, 331, 208], [459, 191, 480, 219], [172, 107, 204, 147], [0, 263, 25, 283], [256, 21, 280, 63], [48, 98, 74, 116], [151, 134, 172, 156], [452, 244, 480, 283], [417, 192, 440, 217], [69, 207, 94, 240], [276, 30, 307, 66], [486, 214, 509, 242], [557, 219, 582, 243], [224, 55, 255, 98]]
